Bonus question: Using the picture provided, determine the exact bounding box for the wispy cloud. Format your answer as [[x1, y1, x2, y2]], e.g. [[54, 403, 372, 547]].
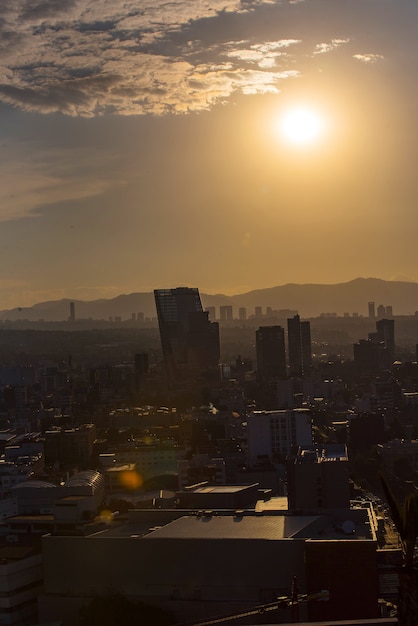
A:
[[313, 38, 349, 55], [353, 53, 384, 64], [0, 140, 126, 221]]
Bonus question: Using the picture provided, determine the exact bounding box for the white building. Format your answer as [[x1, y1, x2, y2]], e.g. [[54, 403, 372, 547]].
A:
[[247, 409, 312, 463]]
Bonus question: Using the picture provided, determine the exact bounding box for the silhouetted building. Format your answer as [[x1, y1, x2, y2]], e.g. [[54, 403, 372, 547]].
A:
[[40, 506, 379, 625], [353, 339, 389, 374], [205, 306, 216, 321], [256, 326, 286, 380], [287, 315, 312, 377], [238, 307, 247, 321], [376, 318, 395, 362], [349, 413, 385, 453], [219, 305, 233, 322], [377, 304, 386, 318], [368, 301, 375, 319], [354, 318, 395, 374], [287, 444, 350, 510], [69, 301, 75, 322], [154, 287, 220, 386]]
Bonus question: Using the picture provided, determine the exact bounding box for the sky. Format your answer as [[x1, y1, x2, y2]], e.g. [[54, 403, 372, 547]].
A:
[[0, 0, 417, 308]]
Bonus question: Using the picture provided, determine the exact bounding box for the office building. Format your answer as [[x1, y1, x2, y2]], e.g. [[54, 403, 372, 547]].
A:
[[238, 307, 247, 321], [376, 318, 395, 362], [247, 409, 312, 463], [256, 326, 286, 380], [354, 318, 395, 373], [377, 304, 386, 318], [69, 301, 75, 322], [353, 339, 389, 374], [287, 315, 312, 377], [368, 301, 375, 319], [154, 288, 220, 385], [287, 444, 350, 510], [219, 305, 233, 322]]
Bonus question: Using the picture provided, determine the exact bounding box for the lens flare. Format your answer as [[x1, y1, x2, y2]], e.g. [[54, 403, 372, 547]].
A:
[[119, 470, 143, 490]]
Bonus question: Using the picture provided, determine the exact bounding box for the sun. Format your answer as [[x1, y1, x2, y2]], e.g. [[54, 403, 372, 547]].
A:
[[278, 107, 325, 146]]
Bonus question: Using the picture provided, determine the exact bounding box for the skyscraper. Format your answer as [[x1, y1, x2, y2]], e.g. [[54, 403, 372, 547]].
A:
[[154, 287, 220, 385], [287, 314, 312, 377], [375, 318, 395, 362], [368, 302, 375, 319], [256, 326, 287, 380], [219, 305, 233, 322]]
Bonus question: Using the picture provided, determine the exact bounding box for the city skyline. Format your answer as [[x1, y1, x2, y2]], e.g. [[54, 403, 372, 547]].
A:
[[0, 1, 417, 309]]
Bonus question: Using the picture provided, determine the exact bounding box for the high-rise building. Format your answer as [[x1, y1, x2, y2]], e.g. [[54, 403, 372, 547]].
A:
[[238, 307, 247, 321], [377, 304, 386, 318], [205, 306, 216, 321], [154, 287, 220, 385], [353, 338, 390, 373], [256, 326, 286, 380], [254, 306, 262, 318], [368, 302, 375, 319], [287, 315, 312, 377], [375, 318, 395, 362], [219, 305, 233, 322], [69, 301, 75, 322]]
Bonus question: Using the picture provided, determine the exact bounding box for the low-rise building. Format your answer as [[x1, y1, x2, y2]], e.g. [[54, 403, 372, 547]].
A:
[[39, 506, 379, 626]]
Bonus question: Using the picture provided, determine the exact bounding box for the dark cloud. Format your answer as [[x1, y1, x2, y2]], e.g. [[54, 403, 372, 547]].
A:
[[21, 0, 80, 21]]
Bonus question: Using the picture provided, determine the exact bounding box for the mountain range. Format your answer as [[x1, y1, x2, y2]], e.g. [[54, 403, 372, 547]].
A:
[[2, 278, 418, 322]]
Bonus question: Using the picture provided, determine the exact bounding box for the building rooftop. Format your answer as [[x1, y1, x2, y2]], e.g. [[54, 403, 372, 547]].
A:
[[89, 510, 374, 542]]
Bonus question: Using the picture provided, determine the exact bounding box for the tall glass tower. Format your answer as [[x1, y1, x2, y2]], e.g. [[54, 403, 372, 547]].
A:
[[154, 287, 220, 386]]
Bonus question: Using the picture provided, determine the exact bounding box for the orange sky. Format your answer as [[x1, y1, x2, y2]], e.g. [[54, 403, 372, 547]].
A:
[[0, 0, 417, 308]]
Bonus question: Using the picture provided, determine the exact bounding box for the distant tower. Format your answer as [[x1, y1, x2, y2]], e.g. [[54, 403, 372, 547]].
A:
[[256, 326, 287, 380], [219, 305, 233, 322], [238, 307, 247, 321], [69, 301, 75, 322], [287, 315, 312, 377], [368, 302, 375, 319], [205, 306, 216, 321], [255, 306, 262, 318], [377, 304, 386, 318]]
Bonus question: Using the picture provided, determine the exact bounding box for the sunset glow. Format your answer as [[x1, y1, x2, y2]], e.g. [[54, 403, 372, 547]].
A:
[[279, 107, 326, 146]]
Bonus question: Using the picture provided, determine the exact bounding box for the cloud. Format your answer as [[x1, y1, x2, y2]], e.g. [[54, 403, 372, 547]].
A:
[[0, 0, 306, 116], [0, 140, 126, 221], [353, 53, 384, 64], [313, 38, 349, 55]]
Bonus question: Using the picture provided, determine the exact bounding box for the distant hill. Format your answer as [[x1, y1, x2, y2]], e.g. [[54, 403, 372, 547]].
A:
[[1, 278, 418, 321]]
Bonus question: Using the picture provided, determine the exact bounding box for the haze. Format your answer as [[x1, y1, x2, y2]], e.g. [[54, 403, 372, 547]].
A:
[[0, 0, 417, 308]]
